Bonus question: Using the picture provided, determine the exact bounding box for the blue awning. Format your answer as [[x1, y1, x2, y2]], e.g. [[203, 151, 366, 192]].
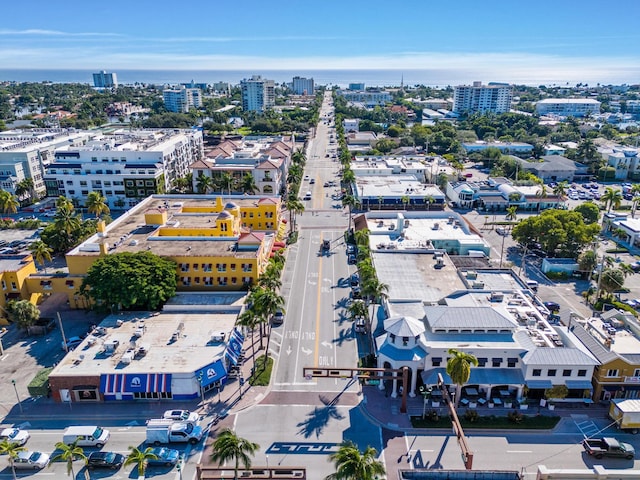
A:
[[421, 368, 524, 386], [526, 379, 553, 389], [378, 343, 427, 362], [225, 328, 244, 365], [197, 360, 226, 387], [565, 380, 593, 390], [100, 373, 172, 394]]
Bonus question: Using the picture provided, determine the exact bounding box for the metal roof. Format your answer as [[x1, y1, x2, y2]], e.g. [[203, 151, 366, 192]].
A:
[[377, 343, 427, 362], [425, 306, 516, 331], [384, 315, 425, 337], [522, 347, 598, 366]]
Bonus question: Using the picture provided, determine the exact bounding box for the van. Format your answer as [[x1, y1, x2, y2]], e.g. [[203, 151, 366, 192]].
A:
[[63, 426, 110, 448], [526, 280, 539, 292], [303, 191, 312, 200]]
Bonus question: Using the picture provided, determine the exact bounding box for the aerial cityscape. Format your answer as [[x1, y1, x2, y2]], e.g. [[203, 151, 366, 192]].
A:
[[1, 1, 640, 480]]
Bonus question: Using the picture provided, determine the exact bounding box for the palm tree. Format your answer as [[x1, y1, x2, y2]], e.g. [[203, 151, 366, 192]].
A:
[[85, 191, 110, 218], [29, 240, 53, 273], [50, 440, 87, 478], [252, 287, 285, 350], [346, 299, 367, 322], [0, 190, 20, 214], [218, 172, 236, 195], [196, 173, 214, 194], [342, 194, 360, 230], [325, 441, 385, 480], [15, 178, 35, 204], [124, 446, 158, 477], [400, 195, 410, 210], [423, 195, 435, 211], [210, 428, 260, 480], [257, 264, 282, 291], [291, 148, 307, 166], [601, 187, 623, 213], [342, 169, 355, 189], [505, 205, 518, 222], [0, 439, 27, 480], [553, 181, 568, 199], [237, 307, 260, 372], [285, 197, 305, 233], [446, 348, 478, 408], [240, 173, 257, 194]]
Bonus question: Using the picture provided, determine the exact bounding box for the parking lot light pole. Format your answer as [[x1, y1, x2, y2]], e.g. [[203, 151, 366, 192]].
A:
[[11, 379, 22, 414]]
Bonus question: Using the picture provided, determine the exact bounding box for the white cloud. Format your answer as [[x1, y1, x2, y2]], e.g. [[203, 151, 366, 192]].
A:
[[0, 29, 123, 37]]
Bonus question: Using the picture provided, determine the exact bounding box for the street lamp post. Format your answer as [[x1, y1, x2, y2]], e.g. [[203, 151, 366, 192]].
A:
[[419, 386, 432, 419], [11, 379, 22, 414]]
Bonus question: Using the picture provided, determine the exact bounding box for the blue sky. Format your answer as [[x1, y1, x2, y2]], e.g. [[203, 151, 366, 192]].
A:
[[1, 0, 639, 84]]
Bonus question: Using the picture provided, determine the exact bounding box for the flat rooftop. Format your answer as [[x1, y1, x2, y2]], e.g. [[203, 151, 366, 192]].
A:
[[50, 311, 238, 377], [355, 176, 445, 199]]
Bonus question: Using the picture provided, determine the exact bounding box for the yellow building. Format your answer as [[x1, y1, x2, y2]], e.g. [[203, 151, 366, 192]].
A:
[[0, 254, 38, 323], [21, 195, 284, 308]]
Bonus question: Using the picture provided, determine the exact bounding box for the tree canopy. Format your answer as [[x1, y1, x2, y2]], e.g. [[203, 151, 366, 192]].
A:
[[80, 252, 177, 311], [511, 209, 600, 259]]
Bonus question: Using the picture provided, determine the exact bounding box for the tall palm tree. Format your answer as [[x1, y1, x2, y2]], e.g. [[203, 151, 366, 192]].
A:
[[505, 205, 518, 222], [285, 197, 305, 232], [53, 202, 81, 237], [601, 187, 623, 213], [15, 178, 35, 204], [342, 194, 360, 231], [56, 195, 74, 211], [196, 173, 214, 194], [240, 173, 257, 194], [423, 195, 435, 211], [342, 169, 355, 190], [124, 446, 158, 477], [237, 307, 260, 372], [50, 440, 87, 478], [29, 240, 53, 273], [291, 148, 307, 166], [218, 172, 236, 195], [401, 195, 410, 210], [252, 287, 285, 350], [346, 299, 367, 322], [0, 190, 20, 214], [325, 441, 385, 480], [553, 181, 568, 200], [446, 348, 478, 408], [0, 439, 27, 480], [85, 191, 110, 218], [210, 428, 259, 480], [257, 264, 283, 291]]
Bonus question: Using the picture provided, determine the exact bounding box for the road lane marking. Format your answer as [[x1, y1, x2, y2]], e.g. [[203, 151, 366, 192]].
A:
[[507, 450, 533, 453], [314, 234, 323, 366]]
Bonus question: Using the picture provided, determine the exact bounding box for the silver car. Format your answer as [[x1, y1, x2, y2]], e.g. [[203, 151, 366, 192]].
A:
[[14, 451, 49, 470]]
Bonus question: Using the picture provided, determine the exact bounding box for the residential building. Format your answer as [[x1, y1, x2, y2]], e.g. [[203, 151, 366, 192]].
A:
[[181, 80, 208, 91], [163, 86, 202, 113], [240, 75, 275, 112], [536, 98, 601, 117], [462, 141, 533, 157], [453, 81, 513, 114], [0, 128, 93, 198], [212, 82, 231, 94], [342, 119, 359, 133], [44, 128, 204, 209], [348, 83, 365, 91], [93, 71, 118, 89], [337, 89, 391, 107], [515, 155, 589, 182], [603, 146, 640, 180], [190, 136, 294, 195], [291, 76, 314, 95], [346, 131, 378, 152], [543, 144, 567, 156]]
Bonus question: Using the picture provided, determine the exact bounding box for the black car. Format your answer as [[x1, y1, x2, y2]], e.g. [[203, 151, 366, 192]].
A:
[[350, 273, 359, 287], [347, 254, 357, 265], [87, 452, 124, 470], [544, 301, 561, 312]]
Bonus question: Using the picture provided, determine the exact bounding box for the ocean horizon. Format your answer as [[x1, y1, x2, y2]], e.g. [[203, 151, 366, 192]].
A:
[[0, 68, 622, 88]]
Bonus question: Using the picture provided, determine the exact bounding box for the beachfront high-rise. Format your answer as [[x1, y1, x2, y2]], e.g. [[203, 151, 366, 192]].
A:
[[163, 86, 202, 113], [240, 75, 275, 112], [453, 81, 512, 115], [92, 70, 118, 89], [292, 76, 314, 95]]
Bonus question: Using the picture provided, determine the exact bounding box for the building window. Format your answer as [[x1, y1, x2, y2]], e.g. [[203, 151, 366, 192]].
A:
[[562, 369, 572, 377], [194, 277, 200, 284], [578, 370, 587, 377], [402, 336, 409, 346], [634, 369, 640, 377], [1, 281, 5, 290], [219, 277, 227, 286], [606, 369, 619, 378], [532, 369, 541, 377], [230, 264, 236, 271], [477, 358, 487, 367], [182, 277, 190, 286], [203, 263, 212, 272], [193, 264, 198, 271], [180, 264, 189, 272], [10, 282, 17, 290], [217, 263, 226, 272], [547, 369, 557, 377], [432, 357, 442, 367], [242, 263, 252, 272], [492, 358, 502, 367], [204, 277, 212, 286], [507, 358, 517, 368], [231, 277, 237, 284]]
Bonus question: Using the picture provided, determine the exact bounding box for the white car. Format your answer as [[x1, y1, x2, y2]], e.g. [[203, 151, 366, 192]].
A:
[[163, 409, 199, 423], [0, 428, 30, 446], [14, 451, 49, 470]]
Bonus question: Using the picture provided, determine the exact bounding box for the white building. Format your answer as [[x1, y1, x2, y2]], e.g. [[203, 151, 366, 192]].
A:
[[93, 71, 117, 89], [291, 76, 314, 95], [0, 128, 93, 198], [462, 141, 533, 156], [353, 175, 446, 211], [343, 119, 359, 133], [240, 75, 275, 112], [536, 98, 601, 117], [604, 147, 640, 180], [44, 129, 204, 209], [453, 81, 512, 114], [163, 86, 202, 113], [337, 89, 392, 107]]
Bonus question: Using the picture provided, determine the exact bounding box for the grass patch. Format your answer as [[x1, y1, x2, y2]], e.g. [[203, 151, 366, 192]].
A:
[[248, 355, 273, 386], [410, 412, 560, 430], [605, 247, 629, 254]]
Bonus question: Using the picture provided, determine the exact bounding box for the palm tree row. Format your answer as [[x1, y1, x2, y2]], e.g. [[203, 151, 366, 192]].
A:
[[0, 189, 20, 214], [196, 172, 259, 195]]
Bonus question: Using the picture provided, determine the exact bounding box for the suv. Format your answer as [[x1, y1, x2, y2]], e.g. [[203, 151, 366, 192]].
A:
[[87, 452, 124, 470], [321, 239, 331, 252], [271, 309, 285, 326]]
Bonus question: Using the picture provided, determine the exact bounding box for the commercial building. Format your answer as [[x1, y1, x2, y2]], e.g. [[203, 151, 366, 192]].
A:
[[44, 129, 204, 209], [351, 155, 429, 182], [348, 83, 365, 91], [353, 175, 446, 211], [0, 254, 37, 322], [0, 128, 92, 198], [93, 71, 117, 89], [462, 141, 533, 157], [342, 119, 359, 133], [240, 75, 275, 112], [337, 89, 392, 107], [536, 98, 601, 117], [515, 155, 589, 182], [163, 86, 202, 113], [291, 76, 314, 95], [453, 81, 513, 114]]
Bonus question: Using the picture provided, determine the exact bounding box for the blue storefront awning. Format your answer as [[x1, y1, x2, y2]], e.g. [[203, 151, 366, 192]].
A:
[[525, 379, 553, 389], [421, 368, 524, 386], [565, 380, 594, 390], [198, 360, 226, 387], [225, 328, 245, 365], [100, 373, 172, 394]]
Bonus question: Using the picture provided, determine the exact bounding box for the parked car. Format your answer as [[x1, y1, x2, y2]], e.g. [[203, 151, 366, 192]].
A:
[[271, 309, 285, 326], [147, 447, 180, 467], [350, 273, 359, 287], [351, 286, 362, 299], [543, 302, 561, 312], [87, 452, 124, 470], [347, 254, 357, 265], [61, 336, 83, 351], [354, 318, 366, 334], [13, 451, 49, 470], [0, 428, 30, 446], [582, 437, 635, 460], [163, 410, 199, 423], [346, 244, 357, 255]]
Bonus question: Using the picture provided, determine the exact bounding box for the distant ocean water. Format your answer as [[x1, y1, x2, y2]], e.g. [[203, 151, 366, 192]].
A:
[[0, 69, 526, 88]]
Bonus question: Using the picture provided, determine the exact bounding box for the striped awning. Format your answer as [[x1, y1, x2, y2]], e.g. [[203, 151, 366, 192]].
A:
[[100, 373, 172, 394], [197, 360, 226, 387], [225, 328, 244, 365]]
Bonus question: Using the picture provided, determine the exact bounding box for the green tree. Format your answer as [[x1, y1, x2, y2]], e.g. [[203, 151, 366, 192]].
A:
[[505, 206, 518, 222], [601, 187, 622, 213], [423, 195, 435, 211], [291, 148, 307, 165], [217, 172, 236, 195], [578, 250, 598, 275], [80, 252, 177, 311], [346, 299, 367, 322], [325, 441, 385, 480], [553, 181, 568, 199], [50, 441, 87, 478], [0, 190, 19, 214], [240, 173, 257, 194], [15, 178, 35, 204], [600, 268, 626, 295], [446, 348, 478, 408], [6, 300, 40, 331], [210, 428, 259, 480], [85, 191, 110, 218], [196, 173, 214, 194], [285, 197, 305, 232], [574, 202, 600, 224], [124, 446, 158, 477], [342, 194, 361, 230], [0, 439, 27, 480], [29, 240, 53, 273]]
